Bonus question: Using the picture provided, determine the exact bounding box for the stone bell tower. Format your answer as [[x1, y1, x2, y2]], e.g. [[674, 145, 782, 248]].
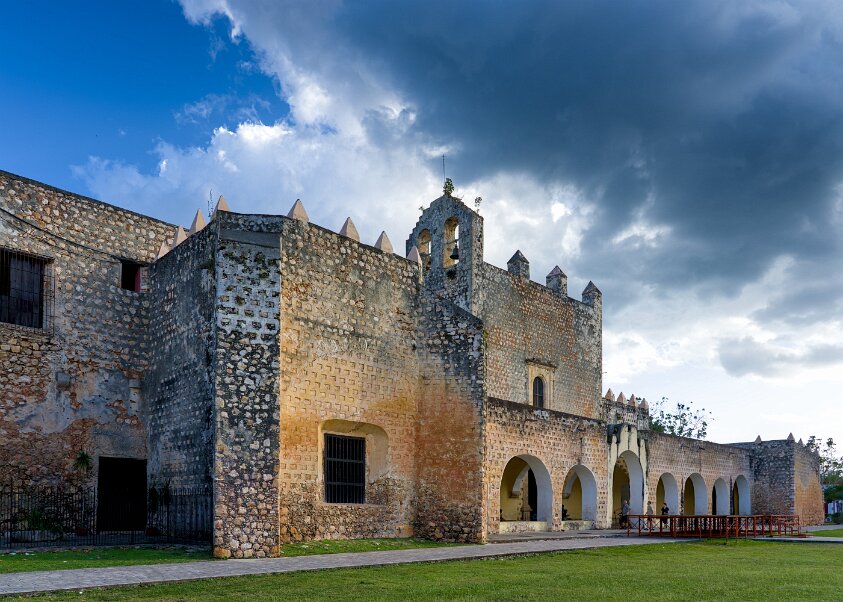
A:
[[406, 182, 484, 315]]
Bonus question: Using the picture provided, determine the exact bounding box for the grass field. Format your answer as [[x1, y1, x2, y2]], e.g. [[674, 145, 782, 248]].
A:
[[0, 547, 207, 574], [812, 528, 843, 537], [0, 538, 453, 573], [24, 540, 843, 601]]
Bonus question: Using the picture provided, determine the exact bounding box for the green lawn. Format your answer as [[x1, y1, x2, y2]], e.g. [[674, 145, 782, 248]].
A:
[[0, 547, 208, 574], [26, 540, 843, 601], [812, 528, 843, 537], [0, 538, 453, 574]]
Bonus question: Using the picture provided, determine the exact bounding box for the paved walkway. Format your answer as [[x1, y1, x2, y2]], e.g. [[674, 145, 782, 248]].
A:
[[0, 537, 678, 596]]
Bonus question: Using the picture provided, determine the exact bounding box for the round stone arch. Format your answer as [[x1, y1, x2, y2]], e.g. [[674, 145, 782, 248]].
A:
[[656, 472, 680, 515], [499, 454, 553, 523], [683, 473, 708, 515], [612, 450, 644, 517], [561, 465, 598, 521], [733, 475, 751, 514], [712, 478, 729, 515]]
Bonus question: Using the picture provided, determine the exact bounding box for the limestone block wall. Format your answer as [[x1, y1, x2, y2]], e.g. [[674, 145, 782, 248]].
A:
[[212, 214, 283, 558], [0, 171, 172, 485], [484, 398, 608, 533], [731, 439, 824, 524], [478, 265, 602, 419], [275, 217, 423, 545], [145, 225, 217, 489], [646, 432, 752, 515], [416, 296, 486, 542], [792, 442, 824, 524]]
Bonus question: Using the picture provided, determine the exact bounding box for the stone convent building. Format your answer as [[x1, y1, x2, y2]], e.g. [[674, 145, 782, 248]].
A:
[[0, 169, 824, 558]]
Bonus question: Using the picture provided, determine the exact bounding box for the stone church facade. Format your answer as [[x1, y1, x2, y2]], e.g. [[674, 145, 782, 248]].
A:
[[0, 169, 824, 558]]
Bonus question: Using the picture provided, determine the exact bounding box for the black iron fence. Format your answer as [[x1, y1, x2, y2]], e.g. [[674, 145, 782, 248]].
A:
[[0, 483, 212, 549]]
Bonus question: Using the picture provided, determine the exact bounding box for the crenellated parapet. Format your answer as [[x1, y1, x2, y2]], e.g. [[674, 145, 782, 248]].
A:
[[601, 388, 650, 431]]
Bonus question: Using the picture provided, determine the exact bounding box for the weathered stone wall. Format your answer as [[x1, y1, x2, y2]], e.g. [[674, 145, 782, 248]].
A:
[[730, 439, 824, 524], [275, 217, 422, 546], [145, 225, 217, 489], [415, 296, 486, 542], [647, 432, 752, 515], [0, 170, 172, 485], [478, 265, 602, 419], [792, 442, 824, 524], [484, 398, 608, 532], [211, 214, 283, 558]]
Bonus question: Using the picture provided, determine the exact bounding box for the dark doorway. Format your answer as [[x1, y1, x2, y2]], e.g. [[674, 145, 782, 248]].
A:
[[527, 469, 538, 521], [97, 457, 147, 531]]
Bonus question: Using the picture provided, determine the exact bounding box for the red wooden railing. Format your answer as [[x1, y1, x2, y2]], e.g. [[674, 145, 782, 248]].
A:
[[626, 514, 801, 538]]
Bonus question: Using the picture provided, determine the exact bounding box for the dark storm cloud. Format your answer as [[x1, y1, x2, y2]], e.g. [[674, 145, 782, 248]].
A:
[[717, 336, 843, 377], [311, 0, 843, 298]]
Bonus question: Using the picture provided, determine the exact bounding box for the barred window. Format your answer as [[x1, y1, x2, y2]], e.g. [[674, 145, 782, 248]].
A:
[[324, 434, 365, 504], [533, 377, 545, 409], [0, 249, 49, 329]]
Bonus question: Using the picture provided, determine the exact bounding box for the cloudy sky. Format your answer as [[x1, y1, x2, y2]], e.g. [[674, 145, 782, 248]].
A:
[[2, 0, 841, 445]]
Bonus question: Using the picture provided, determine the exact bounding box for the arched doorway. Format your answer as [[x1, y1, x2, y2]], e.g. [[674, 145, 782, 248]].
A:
[[712, 478, 729, 515], [683, 473, 707, 515], [499, 455, 553, 525], [656, 473, 679, 515], [612, 450, 644, 524], [733, 475, 750, 514], [562, 465, 598, 521]]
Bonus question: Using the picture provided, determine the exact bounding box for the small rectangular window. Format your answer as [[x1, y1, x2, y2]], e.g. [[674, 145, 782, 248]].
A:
[[0, 249, 47, 329], [324, 434, 365, 504], [120, 261, 141, 292]]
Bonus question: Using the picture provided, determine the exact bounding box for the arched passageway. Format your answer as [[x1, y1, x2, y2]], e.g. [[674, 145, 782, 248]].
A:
[[656, 473, 679, 515], [499, 455, 553, 525], [683, 473, 708, 515], [612, 451, 644, 523], [733, 475, 751, 514], [712, 478, 729, 515], [562, 465, 598, 521]]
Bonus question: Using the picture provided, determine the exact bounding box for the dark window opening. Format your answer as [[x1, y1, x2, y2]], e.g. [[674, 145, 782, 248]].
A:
[[0, 249, 47, 329], [324, 434, 365, 504], [120, 261, 141, 292], [533, 377, 545, 409], [97, 457, 147, 531]]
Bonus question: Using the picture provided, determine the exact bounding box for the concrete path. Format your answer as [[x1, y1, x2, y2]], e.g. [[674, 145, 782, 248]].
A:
[[0, 536, 678, 596]]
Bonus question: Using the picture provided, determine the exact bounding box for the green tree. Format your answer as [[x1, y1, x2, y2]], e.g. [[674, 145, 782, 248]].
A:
[[806, 436, 843, 502], [648, 397, 711, 440]]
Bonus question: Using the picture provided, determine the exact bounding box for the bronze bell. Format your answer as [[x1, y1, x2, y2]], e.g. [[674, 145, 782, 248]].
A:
[[449, 244, 459, 261]]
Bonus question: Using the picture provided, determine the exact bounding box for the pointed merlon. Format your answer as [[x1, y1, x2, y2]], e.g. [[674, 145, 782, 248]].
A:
[[582, 280, 602, 305], [214, 195, 231, 214], [787, 432, 795, 442], [605, 388, 615, 401], [754, 435, 762, 443], [173, 226, 187, 246], [407, 245, 422, 267], [798, 438, 803, 445], [287, 199, 309, 222], [628, 394, 637, 406], [374, 231, 393, 253], [189, 209, 207, 235], [507, 250, 530, 279], [339, 217, 360, 241], [157, 240, 171, 259], [639, 397, 649, 411], [617, 392, 626, 404], [546, 265, 567, 296]]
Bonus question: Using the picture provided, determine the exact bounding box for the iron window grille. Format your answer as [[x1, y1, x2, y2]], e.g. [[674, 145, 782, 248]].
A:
[[0, 248, 53, 331], [324, 434, 366, 504], [533, 377, 545, 409]]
